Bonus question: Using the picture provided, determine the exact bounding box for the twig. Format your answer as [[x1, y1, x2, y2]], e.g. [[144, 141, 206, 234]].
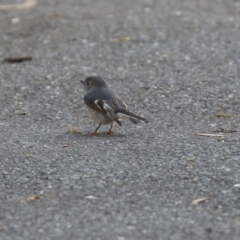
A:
[[4, 56, 32, 63], [195, 133, 224, 137], [0, 0, 37, 10]]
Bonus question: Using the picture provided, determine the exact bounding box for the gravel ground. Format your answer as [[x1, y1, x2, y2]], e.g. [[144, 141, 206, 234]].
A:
[[0, 0, 240, 239]]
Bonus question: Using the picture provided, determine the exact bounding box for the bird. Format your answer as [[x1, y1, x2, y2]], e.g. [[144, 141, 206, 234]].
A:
[[80, 76, 148, 135]]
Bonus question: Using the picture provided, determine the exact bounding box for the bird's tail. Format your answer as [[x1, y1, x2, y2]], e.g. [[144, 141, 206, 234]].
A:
[[129, 117, 139, 124], [115, 109, 148, 123]]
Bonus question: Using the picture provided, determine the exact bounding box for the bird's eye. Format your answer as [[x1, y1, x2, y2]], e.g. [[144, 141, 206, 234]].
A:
[[86, 81, 90, 86]]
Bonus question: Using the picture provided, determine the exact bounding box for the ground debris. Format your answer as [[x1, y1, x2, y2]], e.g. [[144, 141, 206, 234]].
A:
[[66, 129, 81, 134], [192, 197, 209, 205], [195, 133, 224, 137], [4, 56, 32, 63], [109, 36, 131, 43], [27, 193, 54, 201], [27, 195, 40, 201], [0, 0, 37, 11], [85, 195, 98, 200], [215, 112, 233, 118], [59, 142, 72, 147], [214, 127, 237, 133], [187, 157, 196, 163]]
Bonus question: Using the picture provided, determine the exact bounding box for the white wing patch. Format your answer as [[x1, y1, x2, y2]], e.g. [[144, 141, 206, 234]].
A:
[[117, 97, 128, 110], [94, 100, 101, 109], [103, 102, 115, 116], [121, 100, 128, 109], [94, 99, 115, 116]]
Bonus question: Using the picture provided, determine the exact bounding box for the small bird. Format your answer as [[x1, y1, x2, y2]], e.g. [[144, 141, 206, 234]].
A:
[[80, 76, 148, 135]]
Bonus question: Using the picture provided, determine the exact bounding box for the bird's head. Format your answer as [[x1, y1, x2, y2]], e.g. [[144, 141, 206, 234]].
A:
[[80, 76, 107, 91]]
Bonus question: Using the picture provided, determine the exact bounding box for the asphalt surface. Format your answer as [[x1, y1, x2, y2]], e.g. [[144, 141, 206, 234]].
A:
[[0, 0, 240, 239]]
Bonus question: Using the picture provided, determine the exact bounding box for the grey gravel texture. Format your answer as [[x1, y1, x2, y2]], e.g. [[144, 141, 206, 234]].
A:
[[0, 0, 240, 239]]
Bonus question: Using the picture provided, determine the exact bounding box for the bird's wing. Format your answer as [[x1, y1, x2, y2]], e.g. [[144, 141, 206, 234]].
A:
[[117, 97, 128, 110], [84, 95, 122, 126], [116, 96, 142, 124]]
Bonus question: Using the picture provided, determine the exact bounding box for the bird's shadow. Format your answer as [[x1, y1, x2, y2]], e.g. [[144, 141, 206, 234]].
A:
[[64, 131, 127, 139]]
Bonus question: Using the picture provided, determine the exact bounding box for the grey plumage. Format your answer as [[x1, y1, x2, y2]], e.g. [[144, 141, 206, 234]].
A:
[[81, 76, 148, 134]]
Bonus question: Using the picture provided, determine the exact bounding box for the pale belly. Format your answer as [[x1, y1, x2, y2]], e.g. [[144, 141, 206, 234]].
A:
[[86, 107, 113, 125]]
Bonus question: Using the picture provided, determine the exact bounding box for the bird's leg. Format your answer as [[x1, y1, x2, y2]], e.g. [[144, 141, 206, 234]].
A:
[[106, 123, 113, 135], [91, 124, 102, 135]]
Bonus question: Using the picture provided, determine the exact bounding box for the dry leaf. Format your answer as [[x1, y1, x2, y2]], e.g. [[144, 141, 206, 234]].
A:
[[187, 157, 196, 163], [61, 144, 70, 147], [109, 36, 131, 43], [66, 129, 81, 134], [28, 195, 40, 201], [215, 113, 233, 118], [4, 56, 32, 63], [192, 197, 209, 205]]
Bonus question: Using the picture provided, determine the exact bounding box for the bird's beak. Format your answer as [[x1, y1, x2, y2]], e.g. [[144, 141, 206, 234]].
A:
[[80, 80, 85, 85]]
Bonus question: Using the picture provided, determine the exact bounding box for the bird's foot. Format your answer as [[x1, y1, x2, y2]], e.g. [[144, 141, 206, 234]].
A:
[[90, 131, 100, 136], [106, 130, 113, 135]]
